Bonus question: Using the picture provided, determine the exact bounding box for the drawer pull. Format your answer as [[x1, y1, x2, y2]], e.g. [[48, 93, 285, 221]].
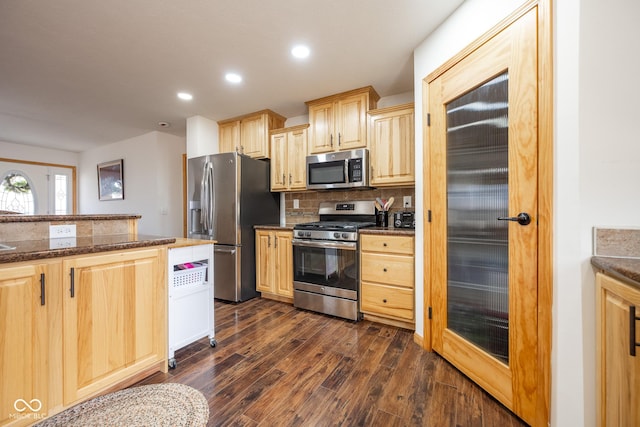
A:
[[383, 268, 387, 272], [383, 242, 387, 247], [631, 305, 640, 357], [383, 299, 387, 303]]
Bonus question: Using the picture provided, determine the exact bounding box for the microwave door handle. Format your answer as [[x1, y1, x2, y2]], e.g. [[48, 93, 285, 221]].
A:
[[344, 159, 350, 183]]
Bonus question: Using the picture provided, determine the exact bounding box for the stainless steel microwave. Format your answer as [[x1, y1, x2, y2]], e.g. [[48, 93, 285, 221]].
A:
[[306, 148, 370, 190]]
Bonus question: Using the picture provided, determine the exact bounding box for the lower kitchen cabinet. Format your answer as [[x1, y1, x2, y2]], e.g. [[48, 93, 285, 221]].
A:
[[596, 272, 640, 427], [256, 229, 293, 302], [62, 247, 167, 405], [360, 234, 415, 328], [0, 260, 62, 426]]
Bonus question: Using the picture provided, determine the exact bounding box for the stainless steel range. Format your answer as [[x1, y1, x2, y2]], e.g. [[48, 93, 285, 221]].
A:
[[292, 200, 376, 321]]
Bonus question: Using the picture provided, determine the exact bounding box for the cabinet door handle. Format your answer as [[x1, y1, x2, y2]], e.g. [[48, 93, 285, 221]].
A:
[[289, 174, 292, 185], [275, 237, 278, 249], [338, 132, 341, 146], [631, 305, 640, 356], [268, 235, 271, 247], [282, 173, 286, 184], [70, 267, 75, 298], [40, 273, 45, 306], [330, 134, 333, 147]]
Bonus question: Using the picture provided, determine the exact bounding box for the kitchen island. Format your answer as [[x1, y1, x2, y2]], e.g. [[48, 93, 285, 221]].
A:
[[0, 214, 174, 426]]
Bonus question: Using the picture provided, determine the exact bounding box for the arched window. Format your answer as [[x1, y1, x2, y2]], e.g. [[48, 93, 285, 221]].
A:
[[0, 171, 36, 214]]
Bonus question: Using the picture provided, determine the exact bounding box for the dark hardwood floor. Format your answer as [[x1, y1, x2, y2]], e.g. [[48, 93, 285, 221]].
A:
[[137, 298, 527, 427]]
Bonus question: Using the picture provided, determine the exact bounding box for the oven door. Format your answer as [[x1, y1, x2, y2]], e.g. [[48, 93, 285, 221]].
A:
[[292, 239, 358, 296]]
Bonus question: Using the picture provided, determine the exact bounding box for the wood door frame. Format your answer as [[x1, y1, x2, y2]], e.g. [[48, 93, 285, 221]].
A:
[[421, 1, 553, 426]]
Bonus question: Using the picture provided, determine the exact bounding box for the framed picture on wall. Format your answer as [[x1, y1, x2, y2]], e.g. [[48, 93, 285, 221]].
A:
[[97, 159, 124, 200]]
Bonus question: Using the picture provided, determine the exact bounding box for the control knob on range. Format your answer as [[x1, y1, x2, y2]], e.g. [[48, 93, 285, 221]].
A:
[[305, 231, 312, 237], [342, 233, 349, 239], [333, 232, 341, 239]]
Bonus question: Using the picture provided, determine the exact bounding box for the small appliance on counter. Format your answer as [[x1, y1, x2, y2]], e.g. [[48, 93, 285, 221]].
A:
[[393, 211, 415, 229]]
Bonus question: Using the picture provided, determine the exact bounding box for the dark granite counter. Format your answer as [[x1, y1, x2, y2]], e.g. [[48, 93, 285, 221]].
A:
[[591, 256, 640, 291], [0, 214, 141, 223], [359, 227, 415, 236], [254, 224, 295, 231], [0, 234, 175, 264]]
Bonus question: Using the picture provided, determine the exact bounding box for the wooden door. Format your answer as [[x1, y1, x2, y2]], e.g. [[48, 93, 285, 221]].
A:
[[274, 231, 293, 297], [288, 127, 307, 190], [0, 263, 51, 424], [308, 101, 334, 154], [596, 273, 640, 427], [336, 93, 367, 150], [62, 248, 166, 405], [255, 230, 274, 293], [428, 9, 538, 424], [240, 114, 267, 158], [219, 121, 240, 153], [270, 132, 287, 191], [369, 104, 415, 187]]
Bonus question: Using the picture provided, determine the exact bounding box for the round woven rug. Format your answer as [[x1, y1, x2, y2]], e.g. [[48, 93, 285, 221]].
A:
[[35, 383, 209, 427]]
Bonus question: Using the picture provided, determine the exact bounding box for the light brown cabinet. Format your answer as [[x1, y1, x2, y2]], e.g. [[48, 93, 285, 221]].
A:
[[218, 109, 286, 159], [270, 124, 308, 191], [256, 229, 293, 302], [0, 260, 61, 426], [360, 234, 415, 328], [368, 103, 415, 187], [62, 248, 167, 406], [596, 272, 640, 427], [306, 86, 379, 154]]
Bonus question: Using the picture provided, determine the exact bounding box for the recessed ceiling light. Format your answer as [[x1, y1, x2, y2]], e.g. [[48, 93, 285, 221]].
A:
[[291, 45, 310, 59], [225, 73, 242, 84], [177, 92, 193, 101]]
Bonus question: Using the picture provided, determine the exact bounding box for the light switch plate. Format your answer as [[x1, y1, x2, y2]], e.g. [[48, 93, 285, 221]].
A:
[[50, 224, 76, 238], [293, 199, 300, 209]]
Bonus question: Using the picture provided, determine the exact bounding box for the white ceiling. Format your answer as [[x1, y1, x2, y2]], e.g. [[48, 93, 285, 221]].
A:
[[0, 0, 463, 153]]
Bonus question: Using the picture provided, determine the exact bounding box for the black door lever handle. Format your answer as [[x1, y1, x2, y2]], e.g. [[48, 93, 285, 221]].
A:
[[497, 212, 531, 225]]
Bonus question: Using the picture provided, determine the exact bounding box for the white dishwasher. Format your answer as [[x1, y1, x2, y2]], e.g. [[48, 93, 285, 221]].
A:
[[167, 242, 215, 369]]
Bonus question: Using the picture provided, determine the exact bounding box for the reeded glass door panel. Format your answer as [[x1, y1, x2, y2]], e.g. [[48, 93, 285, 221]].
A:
[[446, 72, 509, 364]]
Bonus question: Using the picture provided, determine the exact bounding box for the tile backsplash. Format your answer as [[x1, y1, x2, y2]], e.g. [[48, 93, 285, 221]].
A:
[[284, 187, 415, 224], [593, 226, 640, 258]]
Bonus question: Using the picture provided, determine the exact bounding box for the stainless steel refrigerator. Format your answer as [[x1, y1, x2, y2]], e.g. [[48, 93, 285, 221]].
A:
[[187, 152, 279, 302]]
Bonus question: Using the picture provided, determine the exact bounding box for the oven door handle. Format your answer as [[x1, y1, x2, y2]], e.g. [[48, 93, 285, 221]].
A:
[[292, 239, 357, 250]]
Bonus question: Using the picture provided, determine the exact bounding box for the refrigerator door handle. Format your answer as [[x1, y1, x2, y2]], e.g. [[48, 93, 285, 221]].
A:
[[214, 246, 237, 255], [201, 160, 215, 233]]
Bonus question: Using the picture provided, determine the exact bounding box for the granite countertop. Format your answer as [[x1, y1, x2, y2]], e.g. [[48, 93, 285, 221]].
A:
[[0, 234, 176, 264], [169, 238, 217, 248], [359, 227, 415, 236], [254, 224, 295, 230], [591, 256, 640, 291], [0, 214, 141, 223]]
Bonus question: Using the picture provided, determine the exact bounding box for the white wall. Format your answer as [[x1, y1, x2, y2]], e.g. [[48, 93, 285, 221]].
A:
[[79, 131, 185, 237], [0, 140, 79, 166], [186, 115, 218, 159]]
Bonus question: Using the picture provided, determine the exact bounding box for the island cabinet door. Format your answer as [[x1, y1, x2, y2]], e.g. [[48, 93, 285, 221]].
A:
[[0, 262, 60, 426], [62, 248, 167, 406]]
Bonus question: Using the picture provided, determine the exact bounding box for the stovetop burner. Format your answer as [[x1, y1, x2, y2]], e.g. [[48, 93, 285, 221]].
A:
[[294, 221, 376, 231]]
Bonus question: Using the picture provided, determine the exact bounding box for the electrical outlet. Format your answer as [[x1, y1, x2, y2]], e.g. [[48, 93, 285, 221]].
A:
[[293, 199, 300, 209], [49, 237, 77, 249], [403, 196, 412, 208], [50, 224, 76, 238]]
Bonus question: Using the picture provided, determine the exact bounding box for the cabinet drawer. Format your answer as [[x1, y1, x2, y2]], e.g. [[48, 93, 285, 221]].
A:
[[361, 252, 414, 288], [360, 234, 414, 255], [361, 282, 414, 321]]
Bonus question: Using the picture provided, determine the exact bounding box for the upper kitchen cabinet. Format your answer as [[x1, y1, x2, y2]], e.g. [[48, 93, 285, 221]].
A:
[[270, 124, 308, 191], [305, 86, 379, 154], [218, 109, 286, 159], [368, 103, 415, 187]]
